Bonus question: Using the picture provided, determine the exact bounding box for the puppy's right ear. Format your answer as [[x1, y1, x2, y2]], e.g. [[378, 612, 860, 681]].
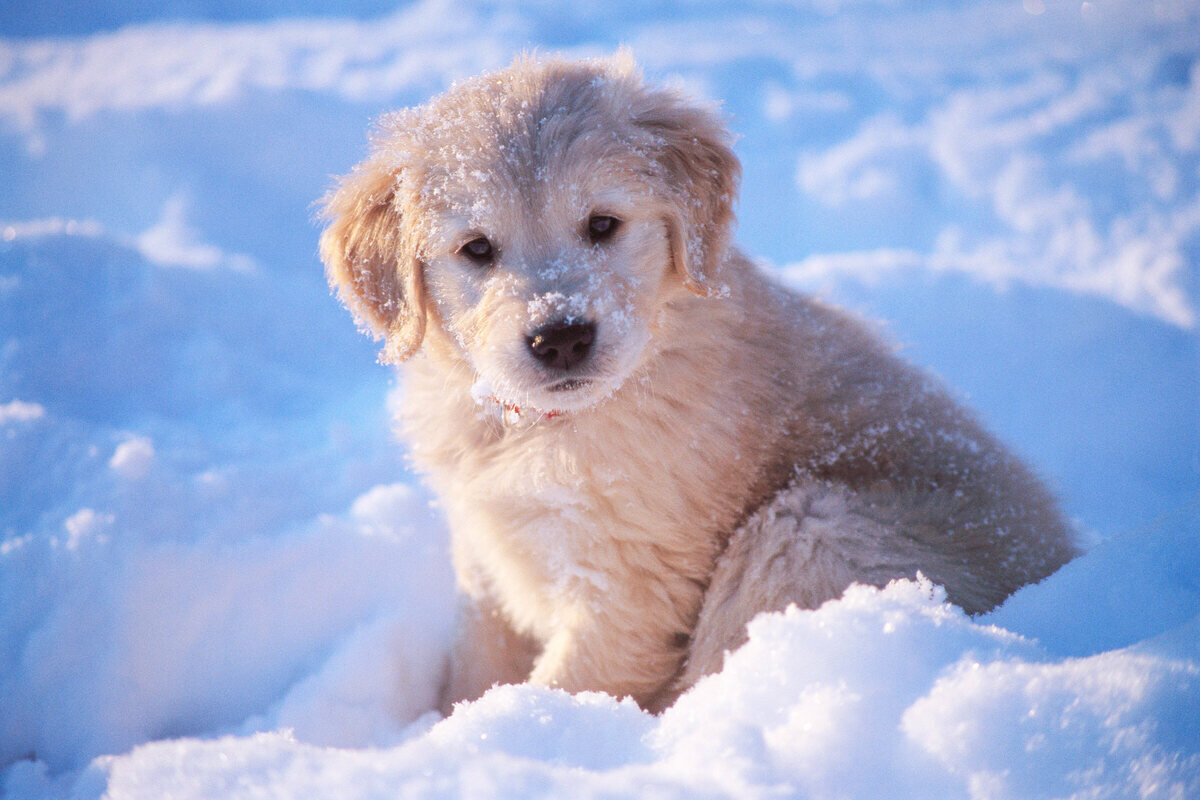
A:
[[320, 159, 425, 364]]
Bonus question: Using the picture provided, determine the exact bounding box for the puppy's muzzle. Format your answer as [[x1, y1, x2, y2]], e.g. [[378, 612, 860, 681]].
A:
[[527, 320, 596, 373]]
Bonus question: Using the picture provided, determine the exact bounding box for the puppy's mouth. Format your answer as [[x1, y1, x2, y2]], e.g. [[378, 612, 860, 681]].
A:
[[547, 378, 593, 393]]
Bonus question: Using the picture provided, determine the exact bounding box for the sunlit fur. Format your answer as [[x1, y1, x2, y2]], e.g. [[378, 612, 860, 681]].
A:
[[320, 53, 1078, 714]]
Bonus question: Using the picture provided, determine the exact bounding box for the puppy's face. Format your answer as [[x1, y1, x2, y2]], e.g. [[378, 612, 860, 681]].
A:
[[417, 154, 672, 414], [320, 55, 740, 415]]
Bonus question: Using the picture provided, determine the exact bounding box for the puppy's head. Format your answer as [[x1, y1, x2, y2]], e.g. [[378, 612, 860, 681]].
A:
[[320, 52, 740, 413]]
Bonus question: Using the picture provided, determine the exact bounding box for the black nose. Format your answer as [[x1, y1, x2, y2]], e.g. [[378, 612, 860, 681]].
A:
[[527, 320, 596, 372]]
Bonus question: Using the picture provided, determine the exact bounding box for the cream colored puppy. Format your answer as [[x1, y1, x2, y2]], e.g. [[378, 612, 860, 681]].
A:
[[320, 53, 1077, 714]]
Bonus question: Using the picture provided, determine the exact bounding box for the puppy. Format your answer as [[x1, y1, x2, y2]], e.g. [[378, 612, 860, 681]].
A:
[[319, 53, 1077, 714]]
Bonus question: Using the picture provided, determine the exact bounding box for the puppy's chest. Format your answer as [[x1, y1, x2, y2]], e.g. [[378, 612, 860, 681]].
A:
[[438, 421, 724, 615], [467, 427, 689, 548]]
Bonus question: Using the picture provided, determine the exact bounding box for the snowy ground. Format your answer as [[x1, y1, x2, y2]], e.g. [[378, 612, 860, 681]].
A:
[[1, 1, 1198, 798]]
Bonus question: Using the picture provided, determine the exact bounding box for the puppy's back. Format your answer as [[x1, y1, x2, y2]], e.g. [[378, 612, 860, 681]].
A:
[[674, 261, 1076, 690]]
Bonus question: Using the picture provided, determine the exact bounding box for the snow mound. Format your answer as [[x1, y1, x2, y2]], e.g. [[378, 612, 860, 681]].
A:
[[8, 580, 1192, 799]]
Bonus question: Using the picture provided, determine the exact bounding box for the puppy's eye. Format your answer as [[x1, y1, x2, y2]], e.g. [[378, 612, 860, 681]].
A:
[[458, 236, 495, 265], [586, 215, 621, 244]]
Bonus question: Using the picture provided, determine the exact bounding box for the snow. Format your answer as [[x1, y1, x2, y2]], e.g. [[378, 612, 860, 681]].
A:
[[6, 581, 1196, 799], [1, 1, 1198, 798]]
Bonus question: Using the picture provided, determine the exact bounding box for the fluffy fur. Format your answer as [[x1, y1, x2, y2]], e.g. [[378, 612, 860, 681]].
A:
[[319, 53, 1077, 714]]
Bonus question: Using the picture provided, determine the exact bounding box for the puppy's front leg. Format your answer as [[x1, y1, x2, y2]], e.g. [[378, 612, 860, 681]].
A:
[[526, 607, 686, 709], [439, 596, 538, 716]]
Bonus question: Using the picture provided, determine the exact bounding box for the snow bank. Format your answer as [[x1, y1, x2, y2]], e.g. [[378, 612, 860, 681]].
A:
[[0, 229, 455, 784], [0, 463, 454, 774], [6, 580, 1195, 799]]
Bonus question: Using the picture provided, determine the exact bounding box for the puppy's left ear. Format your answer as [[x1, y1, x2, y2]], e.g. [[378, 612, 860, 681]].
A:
[[319, 156, 426, 364], [633, 88, 741, 298]]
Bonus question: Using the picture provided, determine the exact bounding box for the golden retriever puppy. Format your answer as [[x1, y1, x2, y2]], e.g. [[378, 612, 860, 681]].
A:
[[319, 53, 1077, 714]]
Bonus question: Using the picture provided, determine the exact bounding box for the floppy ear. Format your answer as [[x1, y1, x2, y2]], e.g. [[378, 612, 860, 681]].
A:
[[319, 158, 426, 364], [632, 89, 741, 298]]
